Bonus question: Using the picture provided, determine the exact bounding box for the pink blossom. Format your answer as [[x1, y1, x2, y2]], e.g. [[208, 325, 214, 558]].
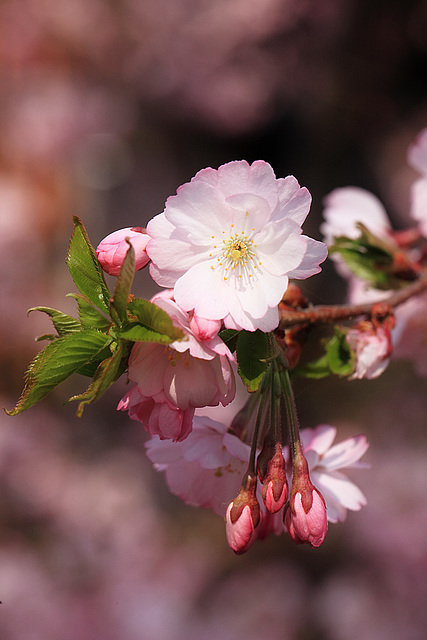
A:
[[117, 386, 194, 442], [147, 160, 327, 332], [346, 324, 391, 380], [146, 401, 369, 547], [118, 293, 235, 441], [408, 128, 427, 237], [96, 227, 150, 276], [320, 187, 392, 246], [145, 414, 250, 515], [300, 424, 369, 523], [391, 293, 427, 376], [285, 488, 328, 548]]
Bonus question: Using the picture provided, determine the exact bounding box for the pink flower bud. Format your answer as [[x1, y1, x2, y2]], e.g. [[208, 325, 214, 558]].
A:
[[346, 321, 391, 380], [285, 441, 328, 547], [285, 488, 328, 548], [96, 227, 150, 276], [225, 475, 260, 555], [260, 444, 288, 513], [189, 313, 222, 341]]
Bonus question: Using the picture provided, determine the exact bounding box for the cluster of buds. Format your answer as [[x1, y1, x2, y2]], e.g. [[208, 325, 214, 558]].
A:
[[224, 351, 328, 554]]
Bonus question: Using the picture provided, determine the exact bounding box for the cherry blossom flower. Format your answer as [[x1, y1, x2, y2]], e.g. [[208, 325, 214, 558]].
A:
[[96, 227, 150, 276], [118, 292, 235, 442], [146, 403, 369, 549], [300, 424, 369, 523], [146, 160, 327, 332], [408, 127, 427, 237], [320, 186, 392, 246], [390, 292, 427, 376], [145, 413, 250, 515], [346, 324, 391, 380]]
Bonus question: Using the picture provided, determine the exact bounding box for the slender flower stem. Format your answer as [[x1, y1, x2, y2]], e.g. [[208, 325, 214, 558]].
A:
[[280, 366, 301, 460], [247, 370, 270, 473], [278, 272, 427, 328]]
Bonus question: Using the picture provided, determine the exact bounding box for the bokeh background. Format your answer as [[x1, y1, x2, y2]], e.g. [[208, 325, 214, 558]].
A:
[[1, 1, 427, 638]]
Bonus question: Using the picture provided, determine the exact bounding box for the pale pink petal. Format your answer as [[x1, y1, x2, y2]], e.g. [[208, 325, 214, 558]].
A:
[[407, 127, 427, 175], [301, 424, 337, 456], [321, 187, 391, 244], [274, 177, 312, 225], [145, 435, 185, 467], [257, 221, 307, 276], [410, 177, 427, 237], [223, 432, 251, 463], [182, 421, 232, 469], [287, 236, 329, 279], [165, 179, 232, 238], [320, 435, 370, 470], [311, 469, 367, 519], [174, 261, 230, 320], [225, 192, 272, 231]]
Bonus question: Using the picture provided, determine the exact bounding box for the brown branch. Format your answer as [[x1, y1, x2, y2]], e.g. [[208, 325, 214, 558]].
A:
[[279, 273, 427, 328]]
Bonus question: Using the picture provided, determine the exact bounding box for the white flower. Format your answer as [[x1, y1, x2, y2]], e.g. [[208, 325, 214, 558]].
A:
[[300, 425, 369, 523], [408, 127, 427, 238], [147, 160, 327, 332], [320, 187, 392, 246]]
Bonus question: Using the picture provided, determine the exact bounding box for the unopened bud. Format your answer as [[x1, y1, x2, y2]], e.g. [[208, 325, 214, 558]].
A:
[[285, 442, 328, 547], [189, 313, 222, 341], [225, 474, 260, 555], [260, 443, 288, 514], [96, 227, 150, 276]]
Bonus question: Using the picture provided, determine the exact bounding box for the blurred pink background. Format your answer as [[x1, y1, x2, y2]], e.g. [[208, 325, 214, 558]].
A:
[[1, 1, 427, 638]]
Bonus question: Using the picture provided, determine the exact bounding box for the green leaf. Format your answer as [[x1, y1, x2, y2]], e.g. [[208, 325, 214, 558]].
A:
[[326, 330, 355, 377], [219, 329, 240, 354], [236, 330, 270, 392], [67, 293, 111, 331], [293, 353, 332, 379], [6, 330, 112, 415], [109, 240, 135, 325], [123, 297, 184, 343], [294, 329, 355, 379], [69, 342, 127, 417], [330, 227, 396, 290], [76, 343, 119, 377], [66, 216, 111, 314], [28, 306, 81, 337]]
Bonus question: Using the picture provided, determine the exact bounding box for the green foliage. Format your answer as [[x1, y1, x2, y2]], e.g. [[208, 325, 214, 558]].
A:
[[7, 217, 185, 417], [28, 306, 81, 337], [330, 225, 397, 289], [120, 297, 184, 344], [66, 216, 111, 314], [219, 329, 240, 354], [68, 342, 128, 417], [294, 328, 355, 379], [6, 330, 113, 415], [109, 240, 135, 325], [66, 294, 111, 331], [236, 330, 270, 391]]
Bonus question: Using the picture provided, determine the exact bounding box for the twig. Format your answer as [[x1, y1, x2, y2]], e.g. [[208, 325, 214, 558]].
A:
[[279, 273, 427, 328]]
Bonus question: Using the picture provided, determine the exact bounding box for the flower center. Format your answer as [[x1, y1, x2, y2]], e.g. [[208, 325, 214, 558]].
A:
[[209, 224, 262, 282]]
